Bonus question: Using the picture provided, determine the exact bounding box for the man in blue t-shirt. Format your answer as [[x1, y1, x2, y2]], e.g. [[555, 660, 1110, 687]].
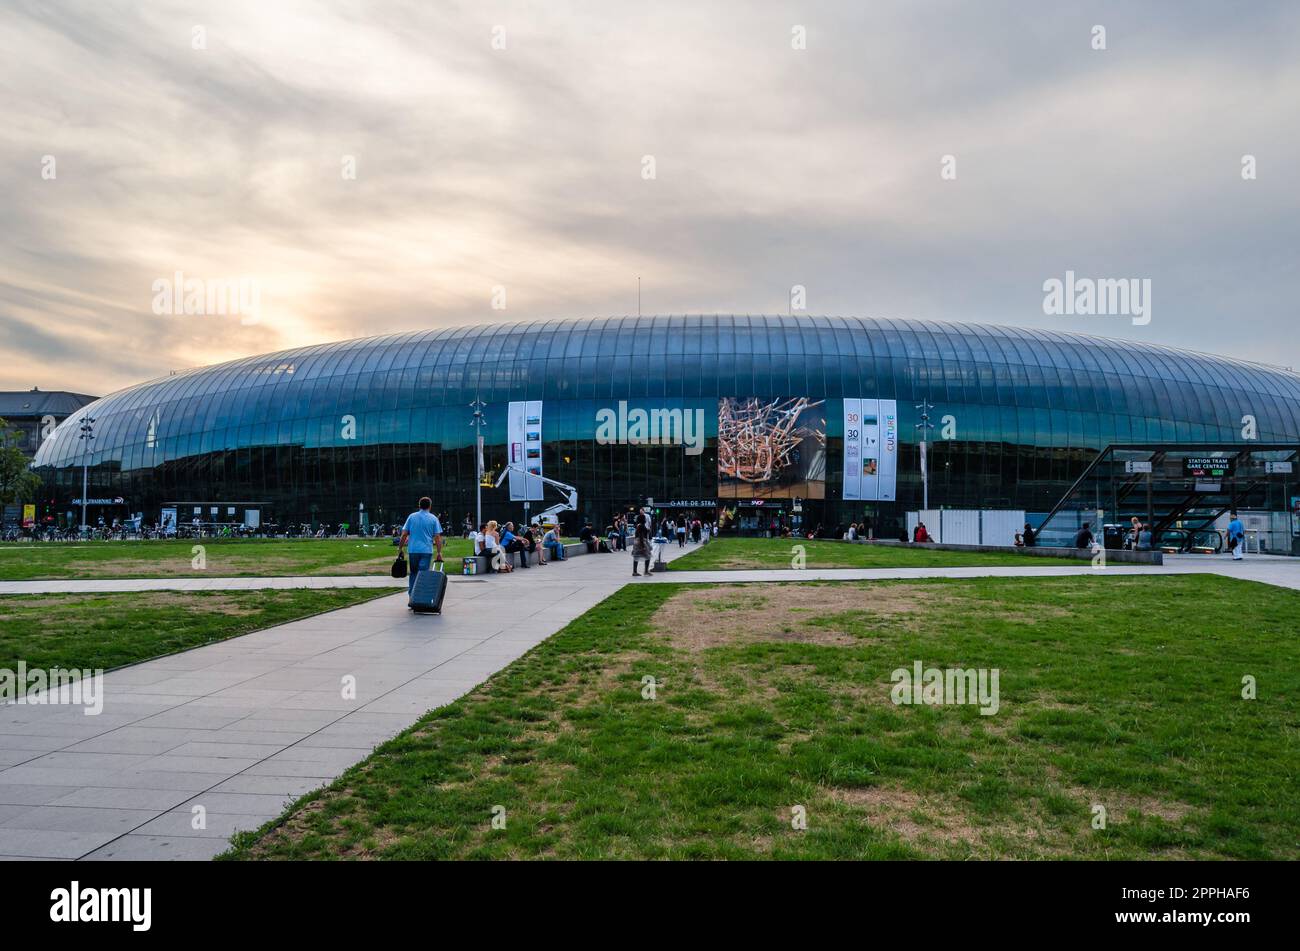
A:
[[1227, 511, 1245, 561], [500, 521, 530, 568], [399, 497, 445, 602]]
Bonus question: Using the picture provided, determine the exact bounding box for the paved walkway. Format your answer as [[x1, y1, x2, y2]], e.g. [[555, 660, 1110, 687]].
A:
[[647, 553, 1300, 592], [1157, 552, 1300, 591], [0, 549, 678, 861], [3, 552, 1297, 595], [2, 545, 1296, 860]]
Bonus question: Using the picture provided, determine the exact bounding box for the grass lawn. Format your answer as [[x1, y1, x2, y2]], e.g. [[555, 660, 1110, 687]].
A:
[[0, 588, 389, 673], [0, 537, 477, 581], [223, 574, 1300, 860], [673, 536, 1073, 570]]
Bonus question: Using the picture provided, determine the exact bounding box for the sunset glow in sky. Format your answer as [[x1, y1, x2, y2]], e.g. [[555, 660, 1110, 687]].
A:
[[3, 0, 1298, 397]]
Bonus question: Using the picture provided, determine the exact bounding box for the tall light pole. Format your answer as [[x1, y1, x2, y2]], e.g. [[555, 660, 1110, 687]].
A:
[[78, 415, 96, 533], [470, 398, 486, 530], [915, 400, 934, 511]]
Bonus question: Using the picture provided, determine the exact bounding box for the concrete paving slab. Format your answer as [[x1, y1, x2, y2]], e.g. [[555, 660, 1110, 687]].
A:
[[0, 804, 158, 834], [0, 784, 84, 806], [134, 810, 278, 839], [0, 735, 72, 753], [0, 828, 123, 859], [210, 775, 328, 797], [80, 834, 230, 861], [46, 787, 198, 811], [177, 791, 298, 814], [0, 750, 42, 768]]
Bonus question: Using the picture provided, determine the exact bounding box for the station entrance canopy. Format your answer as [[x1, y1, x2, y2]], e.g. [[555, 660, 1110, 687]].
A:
[[1038, 443, 1300, 553]]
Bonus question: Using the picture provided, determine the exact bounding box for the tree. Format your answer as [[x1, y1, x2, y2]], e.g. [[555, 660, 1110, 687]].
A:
[[0, 417, 40, 506]]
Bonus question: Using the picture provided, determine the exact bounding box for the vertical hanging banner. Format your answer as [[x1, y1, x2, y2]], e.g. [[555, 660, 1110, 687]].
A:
[[878, 399, 898, 501], [859, 399, 881, 501], [842, 399, 862, 501], [507, 401, 545, 501], [842, 398, 898, 501]]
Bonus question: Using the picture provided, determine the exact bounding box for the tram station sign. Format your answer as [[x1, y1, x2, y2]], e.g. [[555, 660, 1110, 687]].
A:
[[1183, 458, 1233, 478]]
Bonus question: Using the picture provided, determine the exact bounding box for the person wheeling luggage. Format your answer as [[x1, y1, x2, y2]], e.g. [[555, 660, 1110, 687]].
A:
[[398, 497, 444, 609]]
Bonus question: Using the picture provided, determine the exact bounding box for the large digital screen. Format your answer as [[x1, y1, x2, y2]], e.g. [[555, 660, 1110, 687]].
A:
[[718, 397, 826, 499]]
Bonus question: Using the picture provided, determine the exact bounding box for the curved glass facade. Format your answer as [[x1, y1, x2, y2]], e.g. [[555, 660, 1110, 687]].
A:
[[32, 315, 1300, 532]]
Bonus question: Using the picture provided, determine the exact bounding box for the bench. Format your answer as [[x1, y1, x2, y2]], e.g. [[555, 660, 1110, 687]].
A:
[[456, 542, 588, 574]]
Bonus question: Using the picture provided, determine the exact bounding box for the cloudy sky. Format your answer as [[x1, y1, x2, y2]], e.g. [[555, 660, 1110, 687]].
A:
[[2, 0, 1297, 397]]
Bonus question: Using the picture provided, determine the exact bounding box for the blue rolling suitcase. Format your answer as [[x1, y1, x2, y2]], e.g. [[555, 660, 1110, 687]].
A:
[[409, 559, 447, 614]]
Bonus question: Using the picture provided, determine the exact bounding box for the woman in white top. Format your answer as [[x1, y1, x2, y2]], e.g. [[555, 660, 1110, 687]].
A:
[[483, 520, 508, 573]]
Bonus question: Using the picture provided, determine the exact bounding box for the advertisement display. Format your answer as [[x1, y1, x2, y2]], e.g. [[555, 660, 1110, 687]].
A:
[[842, 401, 862, 501], [718, 397, 826, 499], [843, 399, 898, 501], [21, 504, 36, 528], [507, 400, 545, 501], [878, 400, 898, 501]]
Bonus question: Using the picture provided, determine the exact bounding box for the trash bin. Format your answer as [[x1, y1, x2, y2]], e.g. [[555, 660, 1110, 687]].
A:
[[1102, 524, 1126, 550], [652, 536, 669, 570]]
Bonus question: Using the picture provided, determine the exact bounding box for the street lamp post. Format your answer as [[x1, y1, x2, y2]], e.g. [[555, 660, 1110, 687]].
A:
[[78, 416, 96, 534], [470, 398, 486, 530], [915, 400, 935, 511]]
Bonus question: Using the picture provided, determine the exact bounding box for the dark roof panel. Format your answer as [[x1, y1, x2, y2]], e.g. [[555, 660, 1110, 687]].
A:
[[0, 389, 99, 417]]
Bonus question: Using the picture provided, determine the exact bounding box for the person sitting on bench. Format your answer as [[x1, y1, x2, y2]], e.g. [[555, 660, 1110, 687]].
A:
[[501, 521, 530, 569], [483, 520, 507, 572], [543, 525, 565, 561], [521, 524, 543, 565]]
